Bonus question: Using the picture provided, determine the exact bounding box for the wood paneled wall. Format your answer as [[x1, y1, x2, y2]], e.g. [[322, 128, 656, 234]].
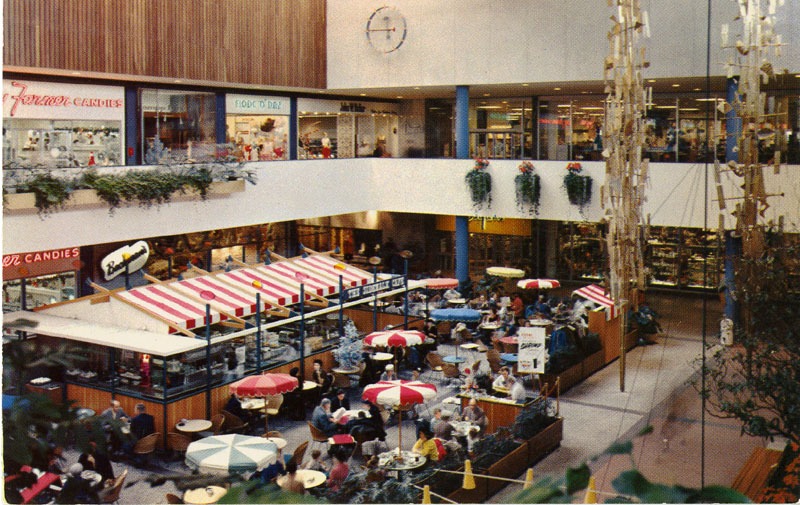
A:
[[4, 0, 327, 89]]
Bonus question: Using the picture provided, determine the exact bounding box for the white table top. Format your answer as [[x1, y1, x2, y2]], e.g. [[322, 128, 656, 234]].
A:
[[183, 485, 227, 505], [241, 398, 266, 410], [303, 381, 319, 390], [277, 469, 326, 489], [263, 436, 287, 450], [447, 298, 467, 305], [176, 419, 213, 433], [451, 420, 479, 436], [378, 450, 426, 471], [373, 352, 394, 361], [460, 343, 479, 350]]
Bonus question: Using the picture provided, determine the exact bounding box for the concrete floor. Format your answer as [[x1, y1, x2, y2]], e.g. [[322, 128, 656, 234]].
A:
[[58, 292, 770, 503]]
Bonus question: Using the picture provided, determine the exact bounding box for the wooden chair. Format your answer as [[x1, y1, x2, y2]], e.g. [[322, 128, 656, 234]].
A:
[[424, 352, 445, 382], [307, 421, 329, 452], [486, 349, 503, 374], [264, 430, 283, 438], [198, 413, 224, 438], [221, 409, 248, 434], [165, 493, 184, 504], [264, 394, 283, 432], [167, 432, 192, 461], [286, 440, 309, 467], [98, 468, 127, 504], [132, 433, 160, 467]]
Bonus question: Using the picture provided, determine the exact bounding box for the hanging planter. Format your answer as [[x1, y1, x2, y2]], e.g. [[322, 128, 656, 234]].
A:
[[514, 161, 541, 215], [465, 158, 492, 209], [563, 162, 592, 211]]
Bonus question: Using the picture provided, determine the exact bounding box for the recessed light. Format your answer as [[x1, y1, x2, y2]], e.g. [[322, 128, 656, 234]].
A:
[[174, 79, 182, 83], [71, 71, 82, 75], [483, 93, 491, 97], [553, 87, 561, 91], [522, 83, 529, 87], [671, 84, 680, 88], [396, 96, 403, 99], [647, 79, 657, 83], [359, 93, 366, 96], [414, 87, 420, 90], [693, 87, 701, 91]]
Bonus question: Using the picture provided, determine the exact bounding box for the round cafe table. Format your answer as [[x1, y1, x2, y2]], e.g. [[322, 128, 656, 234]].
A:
[[373, 352, 394, 362], [443, 355, 466, 366], [176, 419, 213, 433], [183, 485, 227, 505], [241, 398, 266, 411], [303, 380, 319, 391], [263, 436, 287, 450], [500, 353, 518, 363], [277, 469, 326, 489], [450, 420, 479, 437], [377, 450, 426, 471]]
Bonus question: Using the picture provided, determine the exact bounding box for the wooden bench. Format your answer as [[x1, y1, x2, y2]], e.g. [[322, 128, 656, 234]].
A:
[[731, 446, 783, 502]]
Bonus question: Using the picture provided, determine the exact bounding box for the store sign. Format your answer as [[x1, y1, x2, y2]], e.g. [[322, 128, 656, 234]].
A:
[[341, 276, 405, 301], [2, 80, 125, 120], [517, 326, 547, 374], [3, 247, 81, 281], [226, 94, 290, 115], [101, 241, 150, 281]]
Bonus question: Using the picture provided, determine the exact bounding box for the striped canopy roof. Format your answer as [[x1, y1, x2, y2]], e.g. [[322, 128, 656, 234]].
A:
[[572, 284, 618, 319]]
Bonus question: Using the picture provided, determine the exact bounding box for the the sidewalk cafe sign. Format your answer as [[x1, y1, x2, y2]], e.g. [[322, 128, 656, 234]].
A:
[[341, 276, 405, 301], [517, 326, 547, 374]]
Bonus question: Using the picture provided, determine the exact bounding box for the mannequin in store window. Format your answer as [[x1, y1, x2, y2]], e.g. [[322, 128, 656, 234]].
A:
[[321, 132, 332, 158]]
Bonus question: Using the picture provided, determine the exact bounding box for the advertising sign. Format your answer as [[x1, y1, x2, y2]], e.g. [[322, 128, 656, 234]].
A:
[[341, 276, 405, 301], [3, 247, 82, 281], [100, 241, 150, 281], [517, 326, 547, 374], [226, 94, 291, 115], [3, 80, 125, 120]]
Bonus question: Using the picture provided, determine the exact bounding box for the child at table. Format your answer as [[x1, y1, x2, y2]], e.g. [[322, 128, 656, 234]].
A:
[[302, 450, 328, 474]]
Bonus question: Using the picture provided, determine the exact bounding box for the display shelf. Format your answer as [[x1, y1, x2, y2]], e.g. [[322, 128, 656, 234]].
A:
[[557, 223, 606, 281], [646, 226, 722, 291]]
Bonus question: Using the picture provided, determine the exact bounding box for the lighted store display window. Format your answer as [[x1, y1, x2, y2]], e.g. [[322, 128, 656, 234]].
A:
[[139, 89, 217, 164]]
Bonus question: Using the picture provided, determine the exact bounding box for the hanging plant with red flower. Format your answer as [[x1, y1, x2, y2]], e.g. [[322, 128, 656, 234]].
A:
[[465, 158, 492, 209], [515, 161, 541, 215], [563, 162, 592, 211]]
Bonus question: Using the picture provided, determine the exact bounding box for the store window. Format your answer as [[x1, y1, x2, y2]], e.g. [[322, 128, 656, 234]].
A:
[[469, 98, 534, 160], [139, 89, 217, 164], [2, 80, 124, 169], [298, 98, 399, 159], [3, 273, 77, 312], [225, 94, 290, 162]]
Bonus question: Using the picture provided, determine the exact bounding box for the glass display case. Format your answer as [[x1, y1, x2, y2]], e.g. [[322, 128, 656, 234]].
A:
[[646, 226, 722, 290], [556, 222, 606, 281]]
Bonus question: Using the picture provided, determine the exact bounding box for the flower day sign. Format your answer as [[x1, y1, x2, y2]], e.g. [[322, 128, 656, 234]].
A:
[[101, 241, 150, 281], [341, 275, 405, 301], [517, 326, 547, 374]]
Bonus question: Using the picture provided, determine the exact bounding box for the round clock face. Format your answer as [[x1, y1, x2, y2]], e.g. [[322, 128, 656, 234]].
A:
[[365, 6, 407, 53]]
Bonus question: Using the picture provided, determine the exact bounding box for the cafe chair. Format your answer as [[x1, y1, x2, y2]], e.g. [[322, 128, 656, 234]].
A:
[[167, 432, 192, 462], [264, 430, 283, 439], [98, 468, 127, 504], [306, 421, 329, 452], [165, 493, 184, 504], [424, 353, 445, 382], [486, 350, 503, 374], [220, 409, 248, 434], [286, 440, 309, 467], [132, 433, 160, 467], [265, 394, 283, 432], [198, 413, 225, 438]]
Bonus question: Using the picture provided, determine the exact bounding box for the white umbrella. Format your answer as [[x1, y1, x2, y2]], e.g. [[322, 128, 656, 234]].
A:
[[362, 379, 437, 451], [185, 434, 278, 474]]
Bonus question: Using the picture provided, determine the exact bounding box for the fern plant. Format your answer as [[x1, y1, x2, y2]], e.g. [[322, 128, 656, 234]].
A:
[[515, 161, 541, 215]]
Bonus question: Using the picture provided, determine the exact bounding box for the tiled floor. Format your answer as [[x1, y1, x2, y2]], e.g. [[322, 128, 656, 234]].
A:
[[57, 292, 770, 503]]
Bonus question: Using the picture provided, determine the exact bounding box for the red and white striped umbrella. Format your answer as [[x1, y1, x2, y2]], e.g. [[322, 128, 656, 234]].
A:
[[363, 330, 425, 348], [517, 278, 561, 290], [423, 278, 459, 290], [230, 373, 298, 398], [362, 380, 437, 450]]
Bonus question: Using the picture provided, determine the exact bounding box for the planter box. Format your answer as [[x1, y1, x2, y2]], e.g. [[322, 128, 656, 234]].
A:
[[581, 350, 605, 378], [541, 361, 583, 393], [4, 180, 245, 213], [446, 417, 564, 502]]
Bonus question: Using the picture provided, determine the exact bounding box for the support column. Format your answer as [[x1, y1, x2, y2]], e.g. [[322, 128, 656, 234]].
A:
[[124, 87, 138, 165], [215, 92, 227, 146], [454, 86, 470, 286], [725, 77, 741, 163], [290, 97, 298, 160]]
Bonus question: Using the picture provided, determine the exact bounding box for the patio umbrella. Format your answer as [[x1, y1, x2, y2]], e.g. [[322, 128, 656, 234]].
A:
[[517, 278, 561, 290], [423, 278, 459, 290], [429, 308, 482, 323], [362, 379, 437, 451], [486, 266, 525, 278], [364, 330, 426, 372], [229, 373, 299, 433], [185, 434, 278, 474]]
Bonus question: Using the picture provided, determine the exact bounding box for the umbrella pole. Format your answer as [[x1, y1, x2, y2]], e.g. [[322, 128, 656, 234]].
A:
[[264, 403, 269, 434], [398, 407, 403, 453]]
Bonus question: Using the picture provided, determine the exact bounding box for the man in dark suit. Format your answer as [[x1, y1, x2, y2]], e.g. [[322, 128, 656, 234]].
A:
[[129, 403, 156, 440], [330, 389, 351, 412]]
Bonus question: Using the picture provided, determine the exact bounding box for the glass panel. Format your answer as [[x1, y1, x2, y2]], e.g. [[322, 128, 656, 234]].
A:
[[3, 272, 76, 312], [139, 89, 217, 164], [3, 119, 123, 168]]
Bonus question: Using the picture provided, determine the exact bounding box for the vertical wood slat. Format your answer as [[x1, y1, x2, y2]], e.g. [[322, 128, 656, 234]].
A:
[[4, 0, 325, 89]]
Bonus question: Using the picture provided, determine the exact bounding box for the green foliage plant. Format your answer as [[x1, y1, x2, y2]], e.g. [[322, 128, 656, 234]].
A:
[[16, 171, 72, 215], [465, 158, 492, 209], [515, 161, 541, 215], [562, 162, 592, 211]]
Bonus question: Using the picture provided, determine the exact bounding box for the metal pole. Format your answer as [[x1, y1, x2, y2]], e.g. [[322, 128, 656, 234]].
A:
[[373, 267, 379, 331], [338, 275, 344, 337], [205, 303, 212, 419], [299, 283, 306, 383], [256, 293, 262, 373], [403, 259, 410, 330]]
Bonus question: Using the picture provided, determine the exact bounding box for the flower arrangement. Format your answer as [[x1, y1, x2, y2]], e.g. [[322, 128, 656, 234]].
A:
[[465, 158, 492, 209], [514, 161, 541, 215], [563, 162, 592, 211]]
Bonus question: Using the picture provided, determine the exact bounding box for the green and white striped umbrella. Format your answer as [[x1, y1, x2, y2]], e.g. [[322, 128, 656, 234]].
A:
[[185, 434, 278, 474]]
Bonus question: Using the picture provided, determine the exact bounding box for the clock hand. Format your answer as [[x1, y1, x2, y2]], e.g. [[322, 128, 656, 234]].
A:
[[366, 27, 396, 33]]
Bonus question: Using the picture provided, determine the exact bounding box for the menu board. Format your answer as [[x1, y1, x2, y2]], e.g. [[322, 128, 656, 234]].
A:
[[517, 326, 546, 374]]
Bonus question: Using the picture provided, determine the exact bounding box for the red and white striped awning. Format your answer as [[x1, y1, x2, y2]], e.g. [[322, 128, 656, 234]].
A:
[[169, 275, 257, 317], [116, 284, 225, 333], [572, 284, 617, 320], [218, 268, 301, 307], [259, 262, 336, 297], [294, 254, 372, 288]]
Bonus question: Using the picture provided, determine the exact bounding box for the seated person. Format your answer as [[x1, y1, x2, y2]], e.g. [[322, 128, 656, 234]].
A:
[[100, 400, 129, 422], [224, 393, 247, 420], [363, 399, 387, 441], [78, 441, 115, 484], [326, 448, 350, 492], [57, 463, 99, 504], [129, 403, 156, 440], [461, 398, 487, 433], [347, 411, 381, 441], [411, 429, 439, 462], [507, 375, 527, 403], [379, 363, 397, 382], [432, 411, 455, 441], [302, 449, 328, 473], [311, 398, 337, 436], [311, 359, 333, 397], [252, 454, 285, 483], [364, 455, 386, 483], [330, 389, 351, 412], [279, 460, 305, 494], [534, 295, 552, 317], [492, 366, 514, 394]]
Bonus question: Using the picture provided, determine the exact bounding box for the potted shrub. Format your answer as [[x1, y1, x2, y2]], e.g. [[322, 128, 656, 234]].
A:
[[563, 162, 592, 211], [515, 161, 541, 215], [465, 158, 492, 209]]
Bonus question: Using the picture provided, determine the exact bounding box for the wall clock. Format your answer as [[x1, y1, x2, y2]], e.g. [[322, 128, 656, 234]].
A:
[[365, 6, 407, 53]]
